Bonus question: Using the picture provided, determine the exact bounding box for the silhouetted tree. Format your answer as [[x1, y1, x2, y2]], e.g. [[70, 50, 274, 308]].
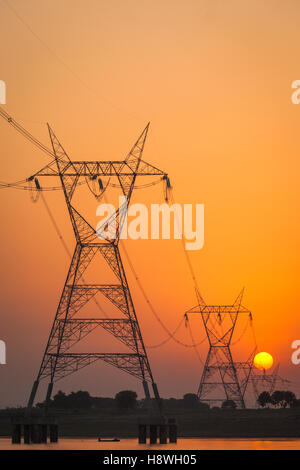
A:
[[198, 401, 210, 411], [67, 391, 92, 409], [49, 390, 92, 409], [183, 393, 199, 407], [284, 391, 296, 408], [271, 390, 284, 407], [257, 391, 272, 408], [166, 398, 178, 408], [221, 399, 237, 410], [52, 391, 68, 409], [271, 390, 296, 408], [115, 390, 137, 411], [291, 398, 300, 408], [91, 397, 115, 409]]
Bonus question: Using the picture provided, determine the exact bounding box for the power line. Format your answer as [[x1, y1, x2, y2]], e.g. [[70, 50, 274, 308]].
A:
[[1, 0, 143, 122], [41, 185, 207, 351], [186, 319, 205, 365], [0, 106, 53, 157], [41, 188, 206, 350], [120, 240, 206, 349]]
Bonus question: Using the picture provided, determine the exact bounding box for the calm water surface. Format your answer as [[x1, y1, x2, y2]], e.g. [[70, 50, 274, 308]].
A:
[[1, 438, 300, 450]]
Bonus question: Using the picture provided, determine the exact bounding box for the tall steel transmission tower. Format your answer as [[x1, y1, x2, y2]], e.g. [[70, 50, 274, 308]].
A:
[[187, 289, 253, 408], [26, 123, 167, 411]]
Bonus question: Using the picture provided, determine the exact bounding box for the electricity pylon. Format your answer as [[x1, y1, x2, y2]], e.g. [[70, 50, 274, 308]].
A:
[[251, 364, 291, 404], [27, 123, 166, 411], [251, 365, 279, 403], [187, 289, 252, 408]]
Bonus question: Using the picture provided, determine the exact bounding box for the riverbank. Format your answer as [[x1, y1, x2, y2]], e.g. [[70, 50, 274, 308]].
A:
[[1, 408, 300, 438]]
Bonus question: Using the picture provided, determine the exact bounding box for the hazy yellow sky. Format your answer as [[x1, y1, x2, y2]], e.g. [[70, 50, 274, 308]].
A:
[[0, 0, 300, 406]]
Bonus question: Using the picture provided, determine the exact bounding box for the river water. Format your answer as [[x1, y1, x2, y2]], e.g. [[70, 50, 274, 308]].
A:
[[0, 437, 300, 450]]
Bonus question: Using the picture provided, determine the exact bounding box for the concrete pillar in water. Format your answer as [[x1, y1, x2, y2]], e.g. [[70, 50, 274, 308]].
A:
[[41, 424, 47, 443], [49, 424, 58, 443], [159, 424, 167, 444], [138, 424, 147, 444], [30, 423, 35, 442], [24, 424, 30, 444], [31, 424, 41, 443], [11, 424, 21, 444], [36, 425, 42, 443], [149, 424, 158, 444], [168, 419, 177, 443]]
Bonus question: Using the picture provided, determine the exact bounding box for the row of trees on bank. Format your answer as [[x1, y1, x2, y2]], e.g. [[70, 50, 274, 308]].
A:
[[35, 389, 299, 411], [257, 390, 300, 408], [37, 391, 210, 411]]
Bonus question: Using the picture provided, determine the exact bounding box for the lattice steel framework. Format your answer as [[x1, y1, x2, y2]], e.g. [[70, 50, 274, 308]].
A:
[[250, 364, 291, 404], [187, 289, 252, 408], [27, 123, 166, 410]]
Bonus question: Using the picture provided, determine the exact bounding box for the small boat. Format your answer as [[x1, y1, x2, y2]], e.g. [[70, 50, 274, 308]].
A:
[[98, 437, 120, 442]]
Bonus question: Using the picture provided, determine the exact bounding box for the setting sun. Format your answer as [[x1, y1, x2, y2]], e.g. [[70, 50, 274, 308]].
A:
[[253, 352, 274, 371]]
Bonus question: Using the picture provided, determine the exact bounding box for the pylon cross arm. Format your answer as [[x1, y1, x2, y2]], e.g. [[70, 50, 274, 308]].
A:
[[41, 353, 151, 382]]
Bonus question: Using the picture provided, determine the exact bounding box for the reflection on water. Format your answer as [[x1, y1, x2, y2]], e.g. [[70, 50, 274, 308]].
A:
[[0, 438, 300, 450]]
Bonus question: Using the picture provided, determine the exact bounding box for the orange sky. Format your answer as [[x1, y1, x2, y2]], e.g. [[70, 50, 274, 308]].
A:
[[0, 0, 300, 407]]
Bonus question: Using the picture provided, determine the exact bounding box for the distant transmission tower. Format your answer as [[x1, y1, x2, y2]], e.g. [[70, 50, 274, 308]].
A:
[[26, 123, 167, 411], [251, 364, 291, 404], [187, 289, 253, 408]]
